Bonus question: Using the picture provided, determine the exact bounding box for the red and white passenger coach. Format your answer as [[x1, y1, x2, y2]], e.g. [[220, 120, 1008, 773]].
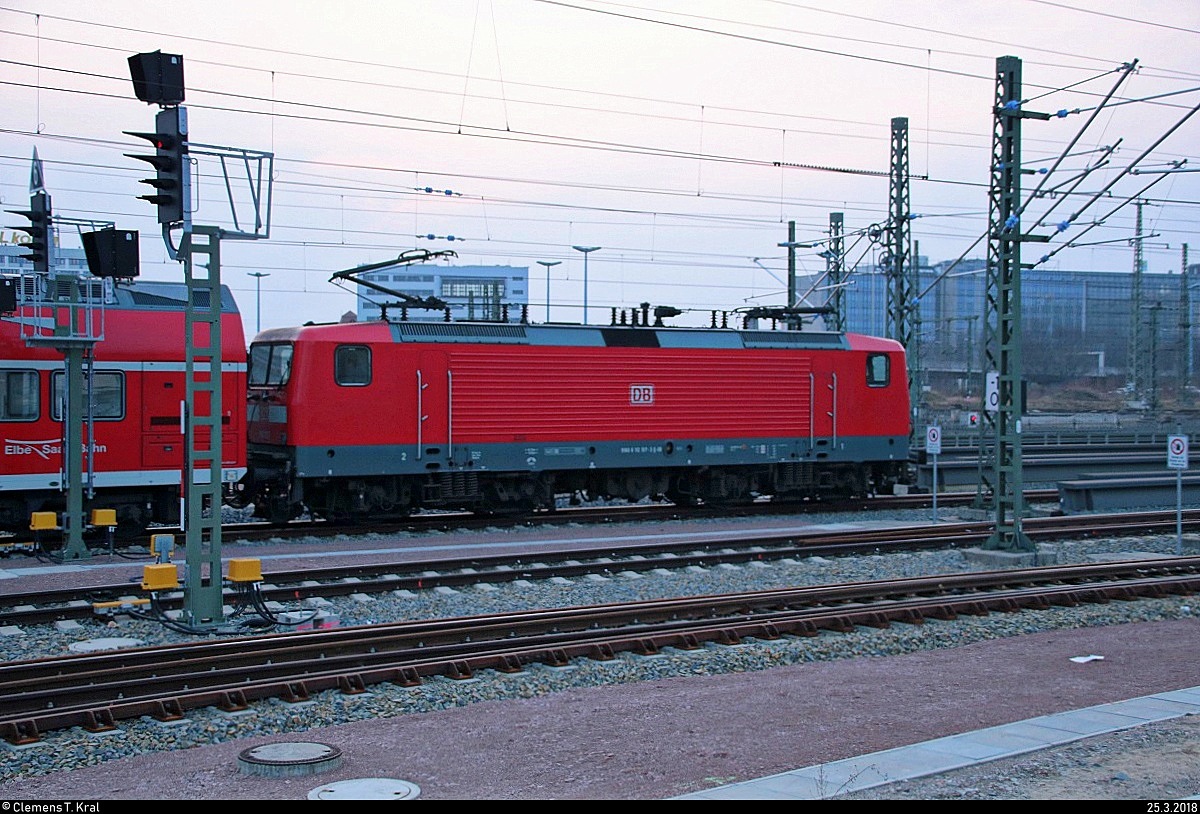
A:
[[0, 278, 247, 534]]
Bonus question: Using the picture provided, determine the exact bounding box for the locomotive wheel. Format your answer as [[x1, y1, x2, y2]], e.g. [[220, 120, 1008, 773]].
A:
[[266, 495, 298, 525], [479, 479, 537, 517], [665, 474, 699, 507]]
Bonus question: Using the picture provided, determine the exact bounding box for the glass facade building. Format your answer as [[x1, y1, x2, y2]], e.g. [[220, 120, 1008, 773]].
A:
[[803, 259, 1197, 385], [353, 264, 529, 323], [0, 241, 88, 275]]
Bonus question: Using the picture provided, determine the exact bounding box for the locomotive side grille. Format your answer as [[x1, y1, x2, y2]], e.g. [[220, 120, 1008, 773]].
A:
[[17, 275, 39, 299], [741, 331, 846, 349], [129, 290, 190, 307], [776, 462, 816, 489], [431, 471, 479, 499], [600, 328, 660, 347], [6, 275, 110, 304], [394, 323, 528, 343]]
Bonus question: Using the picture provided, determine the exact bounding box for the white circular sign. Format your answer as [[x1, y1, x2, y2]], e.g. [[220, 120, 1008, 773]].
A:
[[1168, 435, 1189, 470], [925, 425, 941, 454]]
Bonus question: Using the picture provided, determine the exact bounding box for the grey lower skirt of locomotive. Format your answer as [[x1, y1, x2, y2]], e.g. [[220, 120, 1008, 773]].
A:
[[232, 439, 911, 524]]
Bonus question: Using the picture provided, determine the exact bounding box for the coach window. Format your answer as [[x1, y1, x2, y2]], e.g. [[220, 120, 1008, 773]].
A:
[[866, 353, 890, 388], [335, 345, 371, 386], [1, 370, 39, 421], [249, 343, 293, 387], [51, 371, 124, 420]]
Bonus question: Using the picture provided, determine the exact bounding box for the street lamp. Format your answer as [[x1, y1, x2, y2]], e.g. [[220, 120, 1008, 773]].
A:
[[247, 271, 269, 335], [536, 260, 561, 322], [571, 246, 600, 324]]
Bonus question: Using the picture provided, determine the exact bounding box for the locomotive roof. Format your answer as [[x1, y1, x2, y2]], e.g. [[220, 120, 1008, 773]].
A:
[[252, 319, 903, 352], [1, 275, 240, 313], [386, 321, 854, 350], [107, 279, 240, 312]]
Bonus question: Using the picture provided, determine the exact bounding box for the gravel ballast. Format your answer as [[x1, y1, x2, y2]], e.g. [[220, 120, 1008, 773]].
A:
[[0, 508, 1196, 799]]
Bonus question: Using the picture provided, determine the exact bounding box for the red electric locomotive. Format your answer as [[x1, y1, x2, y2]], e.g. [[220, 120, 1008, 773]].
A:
[[239, 312, 910, 522], [0, 277, 248, 535]]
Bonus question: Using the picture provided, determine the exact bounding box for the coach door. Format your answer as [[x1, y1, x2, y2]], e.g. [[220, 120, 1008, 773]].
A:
[[416, 350, 451, 466]]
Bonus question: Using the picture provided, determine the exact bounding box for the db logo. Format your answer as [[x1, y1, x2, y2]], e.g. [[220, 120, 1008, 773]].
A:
[[629, 384, 655, 405]]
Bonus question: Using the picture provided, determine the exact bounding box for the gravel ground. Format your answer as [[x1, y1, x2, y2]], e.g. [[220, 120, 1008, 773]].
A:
[[834, 714, 1200, 801], [0, 508, 1197, 800]]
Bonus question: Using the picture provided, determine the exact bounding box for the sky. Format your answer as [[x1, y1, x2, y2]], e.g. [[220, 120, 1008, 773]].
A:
[[1, 0, 1198, 337]]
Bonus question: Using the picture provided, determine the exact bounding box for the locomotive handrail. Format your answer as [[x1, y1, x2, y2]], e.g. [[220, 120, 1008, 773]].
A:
[[809, 372, 815, 448], [447, 369, 453, 463], [417, 369, 426, 461], [831, 372, 838, 446]]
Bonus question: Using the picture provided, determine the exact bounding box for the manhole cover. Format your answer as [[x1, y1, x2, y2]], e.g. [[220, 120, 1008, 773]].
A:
[[68, 637, 144, 653], [308, 778, 421, 800], [238, 742, 343, 777]]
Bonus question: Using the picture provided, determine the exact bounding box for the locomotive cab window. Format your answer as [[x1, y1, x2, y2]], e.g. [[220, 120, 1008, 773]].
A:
[[866, 353, 890, 388], [1, 370, 39, 421], [51, 371, 124, 421], [249, 343, 293, 387], [335, 345, 371, 386]]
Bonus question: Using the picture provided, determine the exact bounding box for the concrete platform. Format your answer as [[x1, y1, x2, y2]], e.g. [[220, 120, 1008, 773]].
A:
[[1058, 476, 1200, 514], [673, 686, 1200, 800]]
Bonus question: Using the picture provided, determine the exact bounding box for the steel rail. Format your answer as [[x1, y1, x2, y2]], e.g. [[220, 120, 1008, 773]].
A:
[[1, 558, 1197, 745], [3, 507, 1198, 626]]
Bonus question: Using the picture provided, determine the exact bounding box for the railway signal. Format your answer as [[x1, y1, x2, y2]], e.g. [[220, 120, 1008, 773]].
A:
[[127, 50, 185, 105], [81, 228, 140, 279], [126, 106, 188, 225], [8, 192, 51, 274], [123, 48, 274, 629]]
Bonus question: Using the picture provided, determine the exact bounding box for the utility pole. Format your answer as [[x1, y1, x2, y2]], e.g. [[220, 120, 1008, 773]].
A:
[[1182, 244, 1193, 387], [977, 56, 1048, 553], [886, 117, 920, 435], [914, 238, 923, 400], [1128, 199, 1148, 405], [777, 229, 815, 330], [1148, 301, 1162, 411], [826, 212, 845, 332], [961, 315, 979, 394], [786, 220, 796, 309]]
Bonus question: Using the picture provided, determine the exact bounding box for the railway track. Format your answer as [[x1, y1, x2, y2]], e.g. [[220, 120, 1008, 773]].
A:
[[3, 507, 1197, 626], [0, 488, 1062, 553], [3, 556, 1197, 746]]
